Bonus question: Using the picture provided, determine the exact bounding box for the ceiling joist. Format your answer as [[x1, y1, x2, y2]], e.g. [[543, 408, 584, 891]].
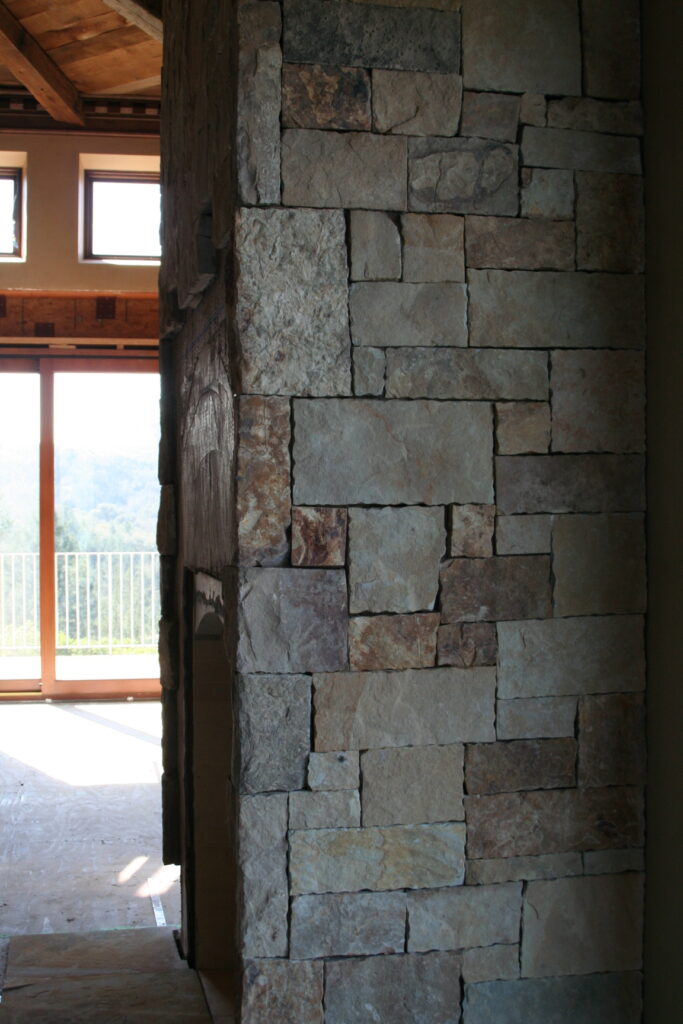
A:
[[100, 1, 162, 42]]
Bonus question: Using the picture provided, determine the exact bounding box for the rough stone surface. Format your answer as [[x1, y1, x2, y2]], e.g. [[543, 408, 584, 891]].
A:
[[238, 2, 282, 206], [553, 514, 647, 616], [496, 454, 645, 514], [237, 568, 348, 673], [578, 693, 645, 788], [496, 403, 550, 455], [236, 208, 351, 396], [584, 848, 644, 875], [576, 172, 645, 273], [465, 787, 644, 859], [314, 667, 497, 750], [350, 282, 468, 347], [290, 822, 466, 893], [293, 399, 494, 506], [497, 616, 645, 698], [520, 93, 546, 126], [308, 751, 359, 791], [582, 0, 640, 99], [465, 216, 575, 270], [237, 396, 290, 566], [353, 347, 385, 395], [402, 213, 464, 282], [449, 504, 495, 558], [242, 959, 323, 1024], [282, 129, 407, 209], [496, 697, 577, 740], [283, 0, 462, 72], [282, 63, 371, 130], [548, 97, 643, 135], [463, 945, 519, 984], [462, 0, 581, 94], [521, 126, 641, 173], [440, 556, 551, 622], [349, 506, 445, 613], [239, 794, 288, 957], [463, 974, 643, 1024], [238, 674, 311, 794], [325, 953, 462, 1024], [289, 789, 361, 830], [437, 623, 497, 668], [466, 852, 582, 885], [521, 168, 574, 219], [291, 506, 347, 567], [290, 892, 406, 959], [409, 137, 518, 214], [466, 739, 576, 795], [552, 349, 645, 453], [496, 515, 552, 555], [522, 874, 644, 977], [469, 270, 645, 349], [349, 613, 439, 670], [373, 70, 462, 136], [350, 211, 401, 282], [362, 744, 464, 825], [387, 349, 548, 400], [408, 883, 522, 952], [461, 91, 520, 142]]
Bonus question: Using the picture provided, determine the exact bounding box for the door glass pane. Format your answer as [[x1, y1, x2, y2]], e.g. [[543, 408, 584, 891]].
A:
[[54, 373, 160, 681], [0, 374, 40, 680]]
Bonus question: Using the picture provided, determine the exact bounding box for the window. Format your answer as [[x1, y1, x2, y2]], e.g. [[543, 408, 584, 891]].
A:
[[0, 168, 22, 258], [83, 170, 161, 261]]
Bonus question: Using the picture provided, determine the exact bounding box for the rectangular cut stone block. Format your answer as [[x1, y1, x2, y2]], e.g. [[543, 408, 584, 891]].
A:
[[450, 504, 494, 558], [463, 945, 519, 984], [437, 623, 497, 668], [496, 697, 577, 740], [466, 739, 575, 795], [548, 97, 643, 135], [238, 674, 310, 794], [496, 515, 551, 555], [469, 270, 645, 349], [496, 454, 645, 514], [239, 794, 288, 957], [238, 2, 282, 206], [349, 506, 445, 613], [350, 282, 467, 347], [464, 974, 643, 1024], [465, 216, 574, 270], [584, 848, 645, 875], [582, 0, 640, 100], [579, 693, 645, 788], [462, 0, 581, 94], [553, 513, 647, 616], [290, 822, 466, 893], [236, 208, 350, 396], [290, 892, 406, 959], [387, 349, 547, 401], [325, 953, 462, 1024], [522, 126, 641, 174], [289, 789, 360, 830], [522, 874, 643, 977], [461, 91, 520, 142], [408, 883, 521, 952], [314, 667, 496, 750], [496, 403, 550, 455], [237, 568, 347, 673], [350, 211, 401, 281], [362, 744, 464, 825], [521, 168, 574, 219], [402, 213, 464, 282], [440, 556, 551, 622], [282, 129, 407, 209], [237, 396, 290, 566], [284, 0, 461, 72], [409, 137, 518, 214], [497, 616, 645, 698], [242, 960, 323, 1024], [466, 852, 582, 885], [349, 613, 439, 670], [293, 399, 494, 505], [465, 787, 644, 859], [576, 172, 645, 273], [308, 751, 359, 791], [282, 63, 371, 130], [291, 506, 347, 567], [373, 70, 462, 136], [353, 348, 385, 396]]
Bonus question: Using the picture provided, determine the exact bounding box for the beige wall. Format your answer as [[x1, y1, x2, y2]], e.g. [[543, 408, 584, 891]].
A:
[[0, 132, 159, 293]]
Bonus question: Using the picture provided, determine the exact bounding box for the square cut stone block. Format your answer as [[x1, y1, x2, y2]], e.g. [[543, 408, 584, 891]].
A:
[[450, 504, 495, 557], [466, 852, 582, 886], [463, 973, 643, 1024], [497, 616, 645, 698], [387, 350, 548, 401], [350, 282, 467, 347], [496, 515, 552, 555], [373, 70, 462, 136], [461, 91, 520, 142], [293, 399, 494, 506], [238, 674, 310, 794], [496, 454, 645, 514], [290, 892, 406, 959], [242, 959, 323, 1024], [239, 793, 288, 957], [282, 63, 371, 131], [578, 693, 645, 788], [463, 944, 519, 984], [437, 622, 497, 668], [289, 789, 360, 830], [576, 172, 644, 273], [521, 168, 574, 219], [308, 751, 359, 791], [291, 506, 347, 567], [496, 697, 577, 740], [290, 822, 466, 894], [440, 555, 551, 622], [361, 744, 464, 825], [349, 613, 439, 670], [314, 667, 496, 751], [237, 396, 291, 567], [401, 213, 464, 282], [553, 513, 646, 616], [522, 874, 644, 977], [465, 738, 576, 794], [465, 216, 575, 271], [409, 137, 518, 214], [353, 347, 385, 396], [462, 0, 581, 94], [548, 97, 643, 135], [350, 210, 401, 281], [521, 126, 641, 174], [582, 0, 640, 100], [407, 883, 522, 952], [496, 403, 550, 455]]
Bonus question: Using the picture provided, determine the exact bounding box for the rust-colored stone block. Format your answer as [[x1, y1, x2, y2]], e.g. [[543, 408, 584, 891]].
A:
[[465, 738, 577, 795], [237, 396, 291, 567], [450, 504, 495, 557], [465, 216, 575, 271], [291, 506, 347, 567], [349, 613, 439, 670], [578, 693, 645, 788], [283, 63, 371, 131], [440, 556, 551, 622], [437, 622, 497, 667]]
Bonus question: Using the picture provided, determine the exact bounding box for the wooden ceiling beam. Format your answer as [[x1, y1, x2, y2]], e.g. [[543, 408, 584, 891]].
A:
[[99, 1, 162, 41], [0, 1, 84, 125]]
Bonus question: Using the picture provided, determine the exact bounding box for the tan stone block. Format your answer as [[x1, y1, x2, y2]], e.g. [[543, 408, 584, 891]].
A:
[[409, 137, 519, 215], [496, 454, 645, 514], [553, 513, 646, 616], [578, 693, 645, 788], [242, 960, 323, 1024], [373, 70, 462, 136], [407, 883, 522, 952], [353, 347, 385, 395], [465, 216, 575, 270], [576, 172, 644, 273], [450, 504, 495, 557], [401, 213, 464, 282], [496, 697, 576, 740], [496, 402, 550, 454], [461, 91, 520, 142], [496, 515, 552, 555], [289, 790, 361, 830], [522, 126, 641, 173], [440, 555, 551, 622], [466, 852, 582, 885], [548, 97, 643, 135], [308, 751, 359, 791], [437, 622, 497, 668], [388, 349, 548, 400], [237, 396, 291, 566], [350, 210, 401, 281], [362, 744, 464, 825], [282, 63, 371, 130], [520, 93, 546, 126], [350, 281, 468, 346], [466, 738, 576, 794], [239, 793, 288, 957], [290, 892, 406, 959], [463, 944, 520, 984], [291, 506, 347, 567], [521, 168, 574, 219], [349, 613, 439, 670]]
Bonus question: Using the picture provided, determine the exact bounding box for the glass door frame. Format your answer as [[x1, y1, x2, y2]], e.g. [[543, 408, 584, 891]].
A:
[[0, 352, 161, 701]]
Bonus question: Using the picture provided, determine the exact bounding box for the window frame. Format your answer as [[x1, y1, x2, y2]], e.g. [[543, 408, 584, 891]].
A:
[[83, 169, 161, 262], [0, 167, 22, 259]]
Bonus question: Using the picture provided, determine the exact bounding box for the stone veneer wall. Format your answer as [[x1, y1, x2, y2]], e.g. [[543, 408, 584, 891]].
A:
[[159, 1, 646, 1021]]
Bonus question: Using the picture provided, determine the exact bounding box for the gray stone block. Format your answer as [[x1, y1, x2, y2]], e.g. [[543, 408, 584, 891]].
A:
[[520, 93, 546, 126], [584, 848, 645, 875], [521, 168, 574, 219], [409, 137, 518, 214], [239, 793, 288, 957], [238, 2, 282, 205], [465, 215, 575, 270], [289, 789, 361, 830], [578, 693, 645, 788], [238, 674, 311, 794], [463, 945, 519, 984], [548, 97, 643, 135], [386, 349, 548, 400], [362, 744, 464, 825], [496, 454, 645, 514], [582, 0, 640, 100], [308, 751, 359, 791], [401, 213, 464, 282], [496, 697, 577, 740], [463, 973, 642, 1024], [350, 210, 401, 281], [290, 892, 406, 958], [576, 172, 645, 273], [522, 126, 641, 173], [440, 556, 551, 622], [408, 883, 521, 952], [466, 852, 582, 886], [461, 91, 520, 142], [242, 959, 323, 1024], [373, 70, 462, 136], [353, 348, 385, 396], [350, 282, 467, 347], [496, 515, 552, 555]]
